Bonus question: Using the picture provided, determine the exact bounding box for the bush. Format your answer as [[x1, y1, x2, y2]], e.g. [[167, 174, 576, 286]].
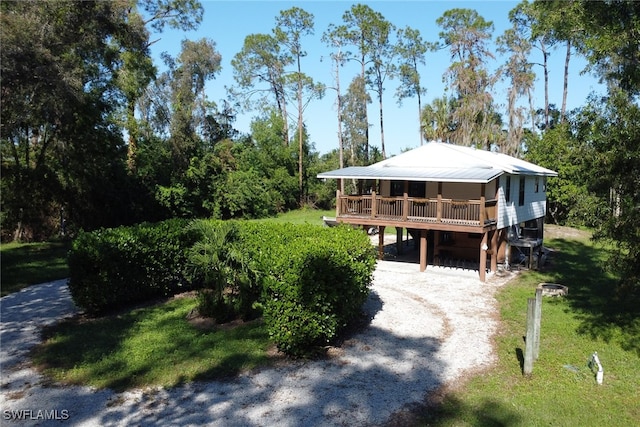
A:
[[68, 219, 198, 314], [69, 217, 376, 357], [188, 220, 262, 322], [239, 222, 376, 357]]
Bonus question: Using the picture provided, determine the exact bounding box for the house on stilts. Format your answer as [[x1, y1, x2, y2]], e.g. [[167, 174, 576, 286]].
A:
[[317, 141, 558, 281]]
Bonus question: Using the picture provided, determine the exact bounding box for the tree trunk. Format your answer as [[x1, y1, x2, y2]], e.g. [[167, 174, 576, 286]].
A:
[[542, 41, 550, 130], [561, 40, 571, 123], [379, 85, 386, 159]]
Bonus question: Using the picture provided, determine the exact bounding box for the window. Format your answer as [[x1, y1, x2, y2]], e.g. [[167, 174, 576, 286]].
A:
[[519, 177, 526, 206], [409, 181, 426, 197], [505, 176, 511, 202], [534, 176, 540, 193], [390, 181, 404, 196]]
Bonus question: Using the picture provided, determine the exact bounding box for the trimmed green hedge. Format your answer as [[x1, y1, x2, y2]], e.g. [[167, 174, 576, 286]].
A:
[[67, 219, 199, 314], [68, 219, 376, 356], [239, 222, 376, 356]]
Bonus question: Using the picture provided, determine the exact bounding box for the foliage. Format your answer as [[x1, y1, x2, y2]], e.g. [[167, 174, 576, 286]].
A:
[[524, 123, 607, 227], [0, 0, 203, 240], [67, 219, 198, 314], [188, 220, 261, 322], [32, 295, 271, 391], [238, 222, 376, 357], [436, 8, 499, 149], [0, 240, 71, 296], [577, 93, 640, 303]]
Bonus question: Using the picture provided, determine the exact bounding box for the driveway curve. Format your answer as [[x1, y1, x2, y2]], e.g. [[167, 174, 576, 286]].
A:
[[1, 262, 512, 426]]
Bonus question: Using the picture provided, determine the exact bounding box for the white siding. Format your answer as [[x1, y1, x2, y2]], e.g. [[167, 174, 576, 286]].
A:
[[496, 174, 547, 229]]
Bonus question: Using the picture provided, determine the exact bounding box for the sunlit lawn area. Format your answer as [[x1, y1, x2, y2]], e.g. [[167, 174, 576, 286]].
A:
[[253, 207, 334, 225], [32, 295, 273, 391], [1, 240, 71, 296], [419, 226, 640, 426]]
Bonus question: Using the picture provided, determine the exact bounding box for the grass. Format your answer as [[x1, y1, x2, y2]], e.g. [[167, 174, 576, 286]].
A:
[[0, 240, 71, 296], [31, 295, 273, 391], [419, 226, 640, 426], [254, 207, 335, 225]]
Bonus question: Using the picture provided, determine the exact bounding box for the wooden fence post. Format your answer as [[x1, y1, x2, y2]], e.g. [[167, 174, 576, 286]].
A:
[[534, 288, 542, 360], [524, 298, 536, 375]]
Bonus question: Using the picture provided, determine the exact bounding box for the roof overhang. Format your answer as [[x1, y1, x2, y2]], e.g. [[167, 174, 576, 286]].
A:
[[317, 166, 505, 184]]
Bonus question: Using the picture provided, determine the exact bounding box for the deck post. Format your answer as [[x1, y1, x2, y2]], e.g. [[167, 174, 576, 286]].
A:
[[437, 182, 443, 222], [378, 226, 386, 260], [479, 231, 488, 282], [403, 181, 409, 220], [490, 229, 498, 272], [396, 227, 404, 255], [480, 183, 486, 224], [371, 191, 377, 218], [420, 230, 427, 272], [335, 187, 341, 217]]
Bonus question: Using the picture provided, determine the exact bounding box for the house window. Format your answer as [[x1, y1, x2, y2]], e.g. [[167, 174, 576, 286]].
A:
[[409, 181, 426, 197], [534, 176, 540, 193], [505, 176, 511, 202], [390, 181, 404, 197], [519, 177, 526, 206]]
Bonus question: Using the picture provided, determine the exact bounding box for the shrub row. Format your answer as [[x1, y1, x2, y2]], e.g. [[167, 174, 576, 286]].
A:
[[68, 219, 377, 356], [67, 219, 199, 314], [238, 222, 376, 356]]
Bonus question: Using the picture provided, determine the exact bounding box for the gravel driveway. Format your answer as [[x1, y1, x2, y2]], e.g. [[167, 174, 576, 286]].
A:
[[1, 260, 513, 426]]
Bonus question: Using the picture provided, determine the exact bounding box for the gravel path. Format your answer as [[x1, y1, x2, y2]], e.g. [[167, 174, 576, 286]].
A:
[[1, 261, 513, 426]]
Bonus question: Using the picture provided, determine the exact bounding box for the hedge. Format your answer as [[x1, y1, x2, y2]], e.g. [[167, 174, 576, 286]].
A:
[[67, 219, 198, 314], [68, 219, 377, 356], [238, 222, 376, 356]]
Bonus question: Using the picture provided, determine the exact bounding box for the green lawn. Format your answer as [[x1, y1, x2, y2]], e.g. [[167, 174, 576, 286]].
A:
[[254, 207, 335, 225], [1, 240, 71, 296], [32, 295, 273, 391], [419, 227, 640, 426]]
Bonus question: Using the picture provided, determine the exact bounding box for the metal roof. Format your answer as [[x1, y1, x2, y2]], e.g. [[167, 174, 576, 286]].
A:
[[317, 141, 558, 183], [317, 166, 504, 183]]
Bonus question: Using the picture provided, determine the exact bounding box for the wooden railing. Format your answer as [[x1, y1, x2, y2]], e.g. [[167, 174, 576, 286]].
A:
[[338, 193, 498, 227]]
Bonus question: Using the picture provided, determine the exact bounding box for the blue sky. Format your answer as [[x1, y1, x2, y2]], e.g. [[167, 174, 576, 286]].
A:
[[148, 1, 604, 156]]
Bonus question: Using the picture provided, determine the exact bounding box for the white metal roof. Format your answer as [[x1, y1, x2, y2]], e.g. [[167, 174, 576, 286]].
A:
[[317, 141, 558, 183]]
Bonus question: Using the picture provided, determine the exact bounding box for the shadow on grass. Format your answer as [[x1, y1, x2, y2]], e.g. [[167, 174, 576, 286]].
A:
[[545, 238, 640, 356], [0, 240, 71, 296], [388, 394, 523, 427]]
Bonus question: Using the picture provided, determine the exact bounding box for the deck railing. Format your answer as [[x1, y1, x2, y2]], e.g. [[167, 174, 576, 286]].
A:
[[338, 194, 498, 227]]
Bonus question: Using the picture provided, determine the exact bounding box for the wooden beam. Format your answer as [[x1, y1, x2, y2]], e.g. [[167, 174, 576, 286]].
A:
[[420, 230, 427, 272], [480, 183, 486, 224], [396, 227, 404, 255], [378, 226, 386, 260], [479, 231, 488, 282], [490, 229, 498, 272], [437, 182, 443, 222]]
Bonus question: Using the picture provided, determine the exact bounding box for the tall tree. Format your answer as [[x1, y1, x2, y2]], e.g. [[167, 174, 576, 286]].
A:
[[231, 33, 291, 145], [497, 23, 535, 156], [341, 76, 371, 168], [322, 26, 348, 190], [362, 10, 395, 159], [120, 0, 204, 172], [565, 0, 640, 302], [275, 7, 324, 205], [396, 26, 430, 146], [436, 8, 497, 148], [531, 0, 583, 123], [166, 39, 221, 170], [335, 4, 391, 160], [0, 1, 153, 237]]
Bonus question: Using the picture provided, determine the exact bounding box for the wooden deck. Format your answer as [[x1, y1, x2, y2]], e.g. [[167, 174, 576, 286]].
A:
[[336, 194, 497, 232]]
